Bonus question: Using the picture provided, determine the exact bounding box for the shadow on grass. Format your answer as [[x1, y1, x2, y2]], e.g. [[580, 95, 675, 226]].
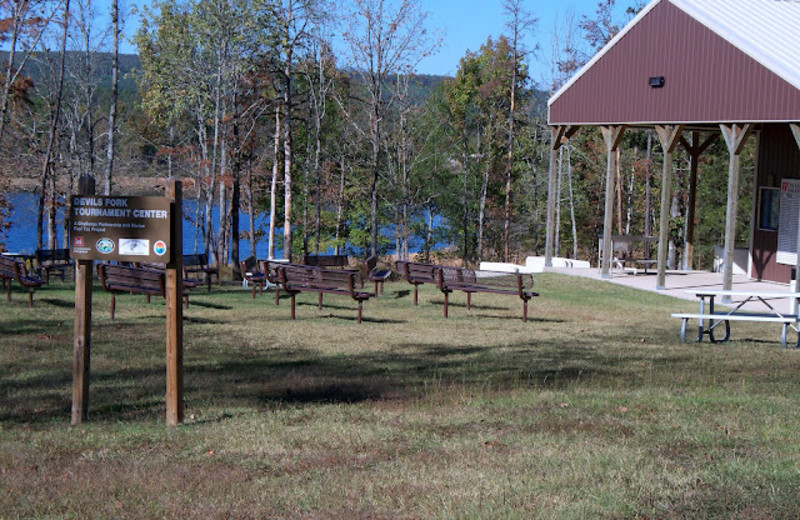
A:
[[189, 300, 233, 310], [37, 297, 74, 308]]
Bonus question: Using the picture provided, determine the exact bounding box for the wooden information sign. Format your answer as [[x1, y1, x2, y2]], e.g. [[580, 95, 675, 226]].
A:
[[71, 178, 184, 427], [70, 195, 172, 263]]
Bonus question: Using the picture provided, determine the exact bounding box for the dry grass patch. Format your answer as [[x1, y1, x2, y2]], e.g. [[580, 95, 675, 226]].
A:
[[1, 274, 799, 518]]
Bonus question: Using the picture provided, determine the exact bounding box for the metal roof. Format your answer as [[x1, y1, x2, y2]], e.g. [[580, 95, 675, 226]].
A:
[[549, 0, 800, 108]]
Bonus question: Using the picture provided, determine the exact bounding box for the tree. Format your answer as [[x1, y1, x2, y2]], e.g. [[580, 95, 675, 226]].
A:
[[340, 0, 440, 256], [103, 0, 119, 195], [501, 0, 536, 262]]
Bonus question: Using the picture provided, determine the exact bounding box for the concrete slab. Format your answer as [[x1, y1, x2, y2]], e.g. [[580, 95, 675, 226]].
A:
[[546, 266, 796, 313]]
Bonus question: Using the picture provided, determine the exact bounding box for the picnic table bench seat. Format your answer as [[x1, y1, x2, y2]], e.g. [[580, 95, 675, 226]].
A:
[[98, 263, 190, 320], [278, 263, 374, 323], [436, 266, 538, 321], [182, 253, 219, 291], [0, 254, 45, 307], [35, 248, 73, 283]]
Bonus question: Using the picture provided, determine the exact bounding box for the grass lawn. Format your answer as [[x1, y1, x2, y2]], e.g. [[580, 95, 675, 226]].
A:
[[1, 273, 799, 519]]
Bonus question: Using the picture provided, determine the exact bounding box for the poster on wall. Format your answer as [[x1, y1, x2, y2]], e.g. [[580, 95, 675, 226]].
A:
[[777, 178, 800, 265]]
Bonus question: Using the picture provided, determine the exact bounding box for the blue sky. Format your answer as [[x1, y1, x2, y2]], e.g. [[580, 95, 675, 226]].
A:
[[104, 0, 633, 86]]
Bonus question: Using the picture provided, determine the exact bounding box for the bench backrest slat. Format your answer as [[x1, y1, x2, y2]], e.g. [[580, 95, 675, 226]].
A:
[[98, 264, 165, 295]]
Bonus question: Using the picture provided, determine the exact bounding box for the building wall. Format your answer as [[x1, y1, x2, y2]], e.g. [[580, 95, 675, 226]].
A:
[[549, 1, 800, 125], [750, 124, 800, 283]]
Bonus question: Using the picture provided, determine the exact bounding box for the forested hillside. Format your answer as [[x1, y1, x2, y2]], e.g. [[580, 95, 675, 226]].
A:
[[0, 0, 748, 274]]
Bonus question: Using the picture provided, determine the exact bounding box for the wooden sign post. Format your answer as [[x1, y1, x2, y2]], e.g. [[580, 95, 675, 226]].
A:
[[70, 177, 184, 426], [165, 179, 184, 426], [72, 176, 95, 425]]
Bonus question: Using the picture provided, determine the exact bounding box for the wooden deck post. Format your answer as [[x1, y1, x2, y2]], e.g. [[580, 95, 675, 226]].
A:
[[789, 124, 800, 300], [72, 176, 95, 425], [600, 126, 625, 279], [545, 126, 578, 267], [654, 125, 684, 290], [680, 132, 717, 271], [720, 124, 753, 299], [165, 178, 184, 427]]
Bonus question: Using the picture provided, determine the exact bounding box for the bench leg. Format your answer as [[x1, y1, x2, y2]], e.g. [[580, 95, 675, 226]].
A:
[[275, 287, 280, 306], [414, 285, 419, 306], [466, 292, 471, 311], [708, 320, 731, 343], [206, 274, 212, 292], [6, 281, 10, 302], [318, 292, 323, 310], [111, 294, 116, 320], [290, 294, 296, 320], [680, 318, 688, 343], [374, 280, 379, 296], [251, 283, 257, 299], [358, 301, 363, 324], [28, 289, 34, 308], [523, 299, 528, 323], [184, 295, 189, 310], [443, 292, 449, 318]]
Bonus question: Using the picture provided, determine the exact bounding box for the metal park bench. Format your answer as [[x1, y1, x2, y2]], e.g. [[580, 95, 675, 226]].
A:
[[182, 253, 219, 291], [0, 254, 45, 307], [277, 263, 374, 323], [34, 248, 73, 283], [396, 260, 439, 306], [435, 266, 538, 322], [260, 259, 293, 305], [362, 255, 391, 296], [302, 253, 350, 269], [97, 263, 190, 320], [239, 256, 266, 298]]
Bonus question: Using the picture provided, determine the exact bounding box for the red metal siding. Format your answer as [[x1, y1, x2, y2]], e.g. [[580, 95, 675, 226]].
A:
[[751, 124, 800, 283], [550, 1, 800, 125]]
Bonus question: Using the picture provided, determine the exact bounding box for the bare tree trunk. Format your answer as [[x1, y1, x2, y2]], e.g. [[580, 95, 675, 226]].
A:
[[268, 109, 280, 259], [37, 0, 71, 251], [335, 153, 346, 256], [283, 60, 294, 261], [478, 154, 490, 266], [246, 159, 256, 259], [103, 0, 119, 196]]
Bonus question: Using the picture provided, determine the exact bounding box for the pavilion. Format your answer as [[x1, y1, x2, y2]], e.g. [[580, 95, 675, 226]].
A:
[[544, 0, 800, 294]]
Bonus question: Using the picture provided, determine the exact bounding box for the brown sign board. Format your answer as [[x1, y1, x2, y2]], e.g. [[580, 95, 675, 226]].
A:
[[70, 195, 173, 263]]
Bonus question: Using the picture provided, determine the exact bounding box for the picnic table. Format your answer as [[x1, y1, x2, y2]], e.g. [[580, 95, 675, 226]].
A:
[[671, 289, 800, 348]]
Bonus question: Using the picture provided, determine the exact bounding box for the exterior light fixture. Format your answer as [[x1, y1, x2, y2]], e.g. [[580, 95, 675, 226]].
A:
[[649, 76, 665, 88]]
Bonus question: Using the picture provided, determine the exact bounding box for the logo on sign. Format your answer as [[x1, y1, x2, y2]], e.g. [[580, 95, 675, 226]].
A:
[[119, 238, 150, 256], [154, 240, 167, 256], [96, 238, 115, 254], [73, 236, 84, 247]]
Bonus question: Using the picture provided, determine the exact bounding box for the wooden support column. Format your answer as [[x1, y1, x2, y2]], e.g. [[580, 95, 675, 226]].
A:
[[655, 125, 684, 290], [720, 123, 754, 298], [545, 125, 578, 267], [679, 132, 718, 270], [72, 176, 95, 425], [600, 125, 625, 279], [166, 178, 184, 427], [789, 124, 800, 298]]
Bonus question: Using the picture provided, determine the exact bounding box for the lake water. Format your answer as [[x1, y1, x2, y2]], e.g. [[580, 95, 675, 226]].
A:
[[2, 192, 446, 258]]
